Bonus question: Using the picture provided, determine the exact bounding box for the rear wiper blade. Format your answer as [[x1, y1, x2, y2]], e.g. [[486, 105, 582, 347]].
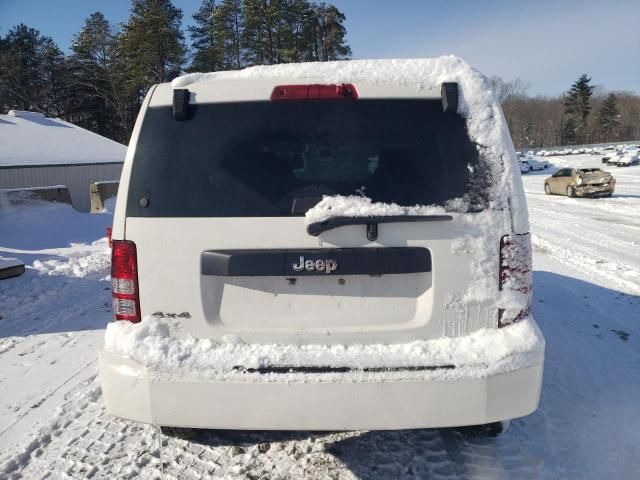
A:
[[306, 215, 453, 237]]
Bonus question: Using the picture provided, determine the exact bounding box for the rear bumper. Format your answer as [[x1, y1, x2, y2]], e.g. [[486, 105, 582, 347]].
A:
[[99, 351, 544, 430], [576, 184, 615, 196]]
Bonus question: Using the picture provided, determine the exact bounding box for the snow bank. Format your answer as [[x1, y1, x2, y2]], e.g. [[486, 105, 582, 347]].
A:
[[172, 56, 529, 232], [0, 199, 112, 252], [102, 196, 116, 214], [30, 241, 110, 279], [0, 198, 112, 281], [103, 316, 544, 382]]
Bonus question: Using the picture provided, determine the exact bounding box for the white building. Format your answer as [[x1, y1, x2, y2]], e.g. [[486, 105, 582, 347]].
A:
[[0, 110, 126, 211]]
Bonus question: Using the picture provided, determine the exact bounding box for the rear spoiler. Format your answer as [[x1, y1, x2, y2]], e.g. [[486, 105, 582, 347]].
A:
[[172, 82, 459, 120]]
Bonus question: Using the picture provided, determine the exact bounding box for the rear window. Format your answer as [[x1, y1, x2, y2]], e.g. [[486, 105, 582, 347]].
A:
[[127, 99, 491, 217]]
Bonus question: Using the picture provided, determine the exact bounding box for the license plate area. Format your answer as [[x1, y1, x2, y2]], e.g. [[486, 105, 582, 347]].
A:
[[202, 272, 433, 330]]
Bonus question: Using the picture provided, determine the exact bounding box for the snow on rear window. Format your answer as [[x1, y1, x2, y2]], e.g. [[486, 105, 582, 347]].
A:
[[304, 195, 450, 225]]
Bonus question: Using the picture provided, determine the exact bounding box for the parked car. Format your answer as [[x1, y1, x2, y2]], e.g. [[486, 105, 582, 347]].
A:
[[544, 168, 615, 197], [604, 148, 639, 166], [602, 150, 622, 164], [525, 157, 546, 171], [519, 159, 531, 174], [100, 60, 543, 434], [538, 159, 550, 168], [614, 150, 640, 167]]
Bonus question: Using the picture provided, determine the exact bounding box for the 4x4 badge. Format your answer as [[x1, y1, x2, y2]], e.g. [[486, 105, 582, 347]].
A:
[[292, 256, 337, 273]]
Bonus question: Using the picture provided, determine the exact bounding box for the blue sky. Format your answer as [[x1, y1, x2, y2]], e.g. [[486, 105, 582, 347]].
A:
[[1, 0, 638, 95]]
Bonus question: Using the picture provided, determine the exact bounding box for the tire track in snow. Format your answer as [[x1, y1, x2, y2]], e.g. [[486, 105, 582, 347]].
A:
[[0, 357, 96, 440], [531, 234, 640, 295], [527, 196, 640, 295]]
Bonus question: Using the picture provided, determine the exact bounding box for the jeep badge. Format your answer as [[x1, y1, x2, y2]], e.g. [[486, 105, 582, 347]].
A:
[[292, 256, 337, 273]]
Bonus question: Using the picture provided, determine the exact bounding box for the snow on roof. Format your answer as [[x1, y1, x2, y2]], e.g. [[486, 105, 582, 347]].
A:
[[172, 56, 529, 233], [0, 112, 126, 167], [173, 56, 488, 117]]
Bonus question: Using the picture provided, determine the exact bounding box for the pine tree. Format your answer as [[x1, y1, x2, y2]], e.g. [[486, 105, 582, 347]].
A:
[[188, 0, 225, 71], [309, 2, 350, 61], [40, 38, 71, 117], [240, 0, 350, 66], [0, 24, 68, 115], [121, 0, 187, 86], [277, 0, 313, 62], [563, 74, 594, 144], [216, 0, 244, 69], [242, 0, 282, 65], [0, 24, 42, 111], [596, 93, 621, 142], [110, 32, 141, 141], [561, 116, 577, 145], [69, 12, 119, 137]]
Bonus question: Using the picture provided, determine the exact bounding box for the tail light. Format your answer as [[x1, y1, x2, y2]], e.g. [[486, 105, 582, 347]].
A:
[[111, 240, 141, 323], [499, 233, 532, 327], [271, 84, 358, 101]]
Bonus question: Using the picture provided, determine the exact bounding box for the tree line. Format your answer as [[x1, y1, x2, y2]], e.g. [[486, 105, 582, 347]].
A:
[[0, 0, 350, 143], [491, 75, 640, 149], [2, 1, 638, 150]]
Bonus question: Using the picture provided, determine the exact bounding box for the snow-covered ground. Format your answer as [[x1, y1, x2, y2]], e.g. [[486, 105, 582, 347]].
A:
[[1, 155, 639, 479]]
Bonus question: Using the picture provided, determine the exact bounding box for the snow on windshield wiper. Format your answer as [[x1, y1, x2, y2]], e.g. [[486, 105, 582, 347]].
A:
[[306, 215, 453, 238]]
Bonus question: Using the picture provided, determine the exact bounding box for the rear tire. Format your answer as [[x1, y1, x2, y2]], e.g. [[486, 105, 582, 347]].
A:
[[544, 183, 551, 195], [567, 186, 577, 198]]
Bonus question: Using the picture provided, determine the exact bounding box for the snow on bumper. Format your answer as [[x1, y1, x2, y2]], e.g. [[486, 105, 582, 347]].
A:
[[99, 317, 544, 430]]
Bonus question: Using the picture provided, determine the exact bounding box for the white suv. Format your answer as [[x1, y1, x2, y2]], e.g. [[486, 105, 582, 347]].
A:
[[100, 59, 544, 433]]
